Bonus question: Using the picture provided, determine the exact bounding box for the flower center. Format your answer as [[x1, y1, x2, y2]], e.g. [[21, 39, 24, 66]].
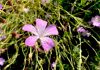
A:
[[38, 31, 45, 38]]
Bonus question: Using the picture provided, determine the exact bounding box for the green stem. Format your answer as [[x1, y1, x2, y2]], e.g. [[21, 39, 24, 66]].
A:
[[78, 35, 82, 70]]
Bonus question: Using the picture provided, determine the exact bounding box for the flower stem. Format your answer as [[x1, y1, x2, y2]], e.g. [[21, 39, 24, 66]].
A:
[[78, 35, 82, 70]]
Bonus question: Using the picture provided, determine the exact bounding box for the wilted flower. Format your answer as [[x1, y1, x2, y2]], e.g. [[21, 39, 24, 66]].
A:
[[77, 27, 90, 37], [41, 0, 50, 4], [0, 48, 7, 54], [0, 4, 2, 10], [22, 19, 58, 51], [0, 57, 5, 66], [0, 17, 6, 23], [12, 32, 22, 39], [51, 62, 56, 69], [0, 35, 6, 41], [91, 15, 100, 27], [0, 29, 6, 41], [23, 8, 29, 13]]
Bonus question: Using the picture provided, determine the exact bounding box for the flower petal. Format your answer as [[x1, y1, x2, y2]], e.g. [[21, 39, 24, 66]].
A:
[[92, 22, 100, 27], [0, 4, 2, 10], [0, 57, 5, 66], [36, 19, 47, 35], [91, 16, 100, 27], [25, 36, 38, 46], [40, 37, 55, 51], [43, 25, 58, 36], [22, 24, 38, 35], [77, 27, 86, 33]]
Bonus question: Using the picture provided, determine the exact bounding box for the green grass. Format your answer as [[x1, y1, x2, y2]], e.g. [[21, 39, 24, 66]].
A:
[[0, 0, 100, 70]]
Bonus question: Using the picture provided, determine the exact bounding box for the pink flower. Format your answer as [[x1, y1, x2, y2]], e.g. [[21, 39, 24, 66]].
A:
[[77, 27, 86, 33], [0, 4, 2, 10], [77, 27, 90, 37], [22, 19, 58, 51], [91, 15, 100, 27], [0, 58, 5, 66]]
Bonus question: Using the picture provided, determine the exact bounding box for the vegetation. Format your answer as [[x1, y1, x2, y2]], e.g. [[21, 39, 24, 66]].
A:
[[0, 0, 100, 70]]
